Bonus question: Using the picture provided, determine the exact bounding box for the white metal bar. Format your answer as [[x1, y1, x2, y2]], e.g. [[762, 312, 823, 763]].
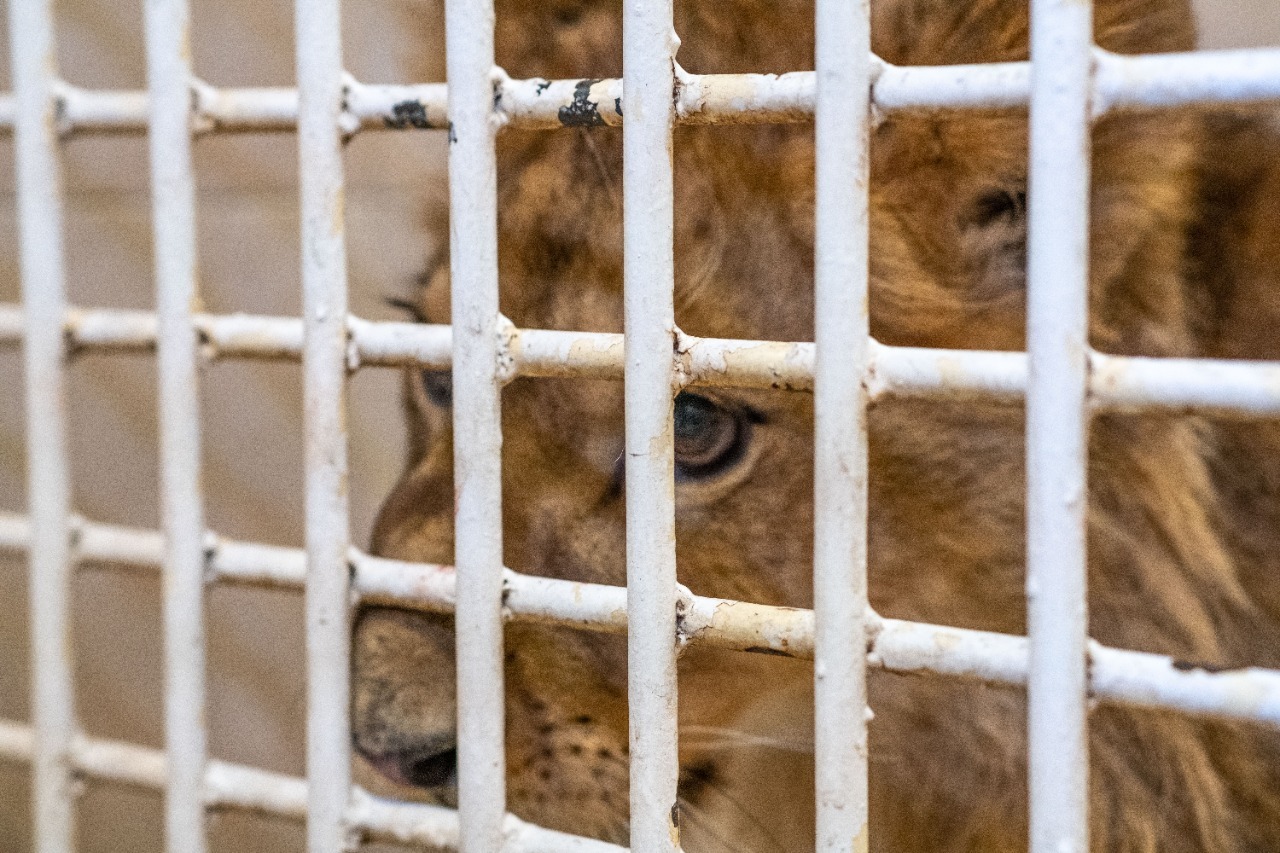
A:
[[144, 0, 209, 848], [349, 317, 453, 369], [19, 306, 1280, 416], [1026, 0, 1093, 849], [866, 341, 1025, 403], [3, 48, 1280, 137], [1094, 47, 1280, 113], [622, 0, 680, 849], [813, 0, 872, 850], [58, 86, 149, 134], [295, 0, 354, 848], [193, 85, 304, 134], [444, 0, 507, 848], [9, 0, 77, 849], [3, 514, 1280, 725], [873, 60, 1031, 112], [1086, 352, 1280, 416]]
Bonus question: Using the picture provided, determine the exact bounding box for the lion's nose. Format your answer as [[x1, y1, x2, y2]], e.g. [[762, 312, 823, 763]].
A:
[[351, 608, 458, 793], [359, 738, 458, 791]]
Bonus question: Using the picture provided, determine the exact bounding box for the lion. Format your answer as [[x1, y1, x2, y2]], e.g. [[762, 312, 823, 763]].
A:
[[351, 0, 1280, 849]]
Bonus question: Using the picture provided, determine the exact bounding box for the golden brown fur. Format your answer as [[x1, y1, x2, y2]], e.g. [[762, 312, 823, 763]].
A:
[[352, 0, 1280, 849]]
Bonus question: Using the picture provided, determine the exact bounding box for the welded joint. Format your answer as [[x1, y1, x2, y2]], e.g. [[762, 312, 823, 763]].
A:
[[190, 78, 219, 136], [344, 316, 363, 373], [339, 72, 362, 140], [490, 69, 508, 122], [488, 66, 512, 132], [51, 81, 74, 138], [490, 67, 513, 129], [1084, 638, 1102, 713], [345, 547, 363, 609], [195, 319, 218, 364], [1090, 49, 1121, 118], [201, 531, 221, 585], [499, 568, 517, 617], [1081, 47, 1103, 121], [496, 314, 520, 384], [66, 514, 85, 557], [863, 606, 886, 654], [1082, 348, 1104, 414], [1090, 48, 1137, 119], [672, 326, 695, 390], [672, 62, 696, 121], [867, 55, 891, 129], [60, 307, 85, 361], [64, 734, 94, 800], [861, 340, 885, 401], [673, 583, 698, 652]]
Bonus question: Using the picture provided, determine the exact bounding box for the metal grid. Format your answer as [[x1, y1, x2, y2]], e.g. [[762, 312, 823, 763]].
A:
[[2, 0, 1280, 851]]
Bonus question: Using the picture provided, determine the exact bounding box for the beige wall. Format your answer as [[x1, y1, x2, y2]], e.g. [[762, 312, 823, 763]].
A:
[[1197, 0, 1280, 48], [0, 1, 1276, 851]]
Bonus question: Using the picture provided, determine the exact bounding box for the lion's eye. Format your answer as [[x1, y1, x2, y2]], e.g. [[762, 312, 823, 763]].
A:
[[673, 392, 747, 479]]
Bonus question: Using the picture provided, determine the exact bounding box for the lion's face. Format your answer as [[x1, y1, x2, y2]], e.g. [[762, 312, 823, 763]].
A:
[[352, 0, 1200, 849]]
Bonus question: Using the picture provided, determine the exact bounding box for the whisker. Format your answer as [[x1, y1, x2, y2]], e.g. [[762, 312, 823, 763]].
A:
[[681, 725, 814, 754]]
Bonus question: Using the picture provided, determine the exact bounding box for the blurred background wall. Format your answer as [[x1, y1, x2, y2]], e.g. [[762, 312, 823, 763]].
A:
[[0, 1, 1277, 851]]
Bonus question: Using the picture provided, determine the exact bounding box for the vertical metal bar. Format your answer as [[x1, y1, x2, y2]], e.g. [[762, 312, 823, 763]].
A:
[[296, 0, 353, 848], [144, 0, 209, 849], [622, 0, 680, 850], [444, 0, 506, 850], [812, 0, 872, 851], [1026, 0, 1093, 850], [9, 0, 77, 850]]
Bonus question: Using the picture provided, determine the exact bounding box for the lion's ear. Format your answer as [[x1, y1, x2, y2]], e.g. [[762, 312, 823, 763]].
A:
[[1095, 0, 1196, 55]]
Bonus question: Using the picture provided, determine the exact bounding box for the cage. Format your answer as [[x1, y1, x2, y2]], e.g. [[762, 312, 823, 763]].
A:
[[2, 0, 1280, 851]]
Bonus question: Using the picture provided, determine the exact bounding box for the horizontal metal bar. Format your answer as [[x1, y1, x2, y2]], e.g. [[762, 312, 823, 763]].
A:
[[1094, 47, 1280, 114], [2, 511, 1279, 727], [0, 719, 625, 852], [1087, 351, 1280, 417], [6, 304, 1280, 416], [2, 47, 1279, 137]]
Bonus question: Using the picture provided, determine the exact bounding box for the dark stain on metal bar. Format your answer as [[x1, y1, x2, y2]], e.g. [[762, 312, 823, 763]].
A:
[[614, 97, 623, 117], [535, 79, 552, 96], [559, 79, 606, 127], [386, 100, 432, 130]]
